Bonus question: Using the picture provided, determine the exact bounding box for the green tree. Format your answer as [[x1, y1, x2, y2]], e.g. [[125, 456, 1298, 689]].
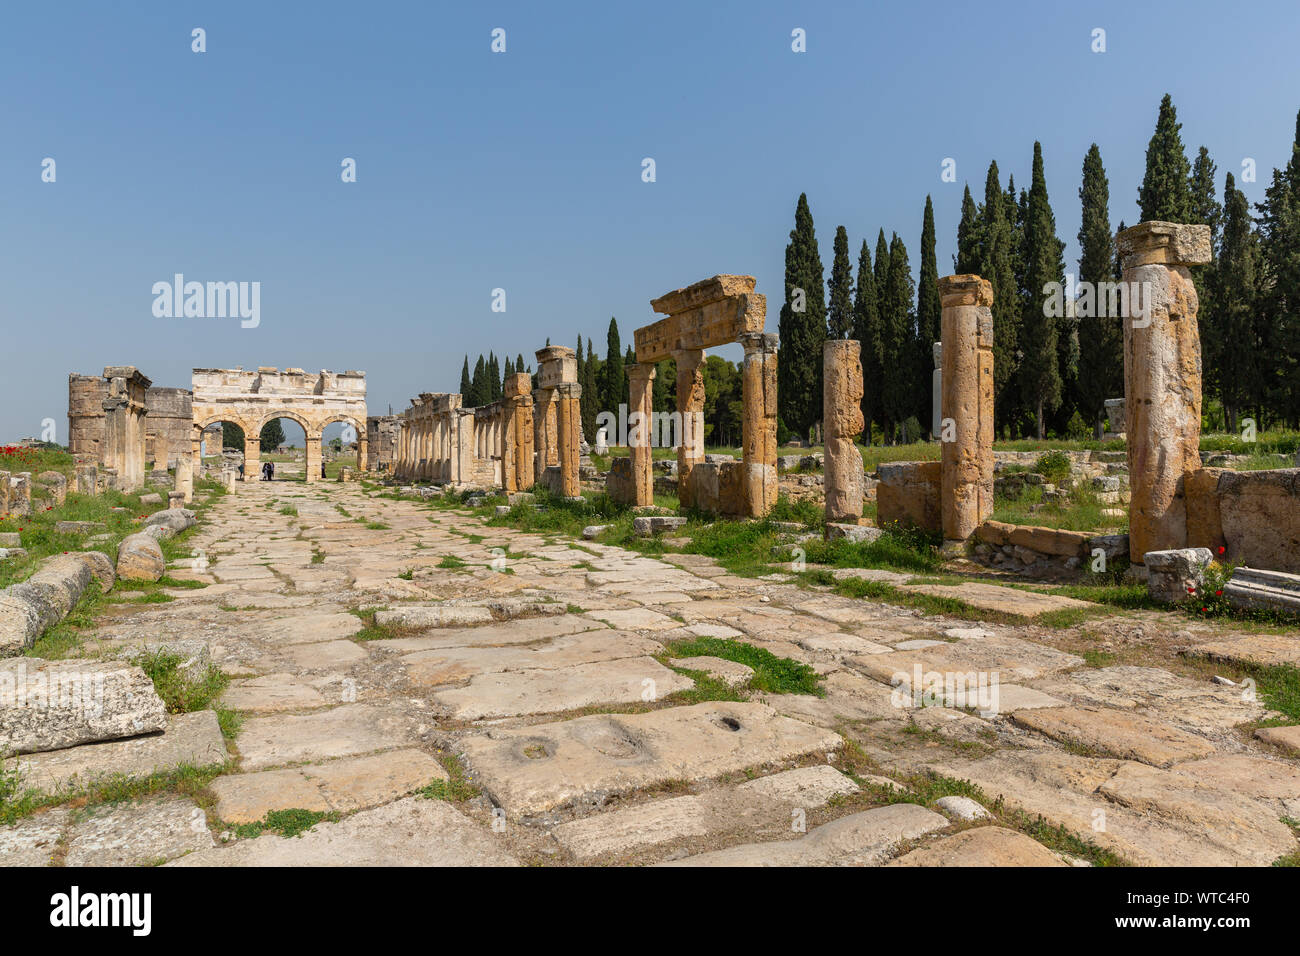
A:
[[600, 317, 624, 415], [1076, 143, 1121, 436], [259, 418, 285, 453], [827, 225, 854, 339], [581, 337, 599, 442], [1212, 172, 1260, 432], [881, 233, 916, 442], [917, 196, 941, 425], [222, 422, 244, 449], [1138, 94, 1192, 222], [851, 239, 883, 444], [1255, 109, 1300, 425], [459, 356, 471, 396], [470, 354, 487, 406], [978, 161, 1018, 417], [776, 193, 827, 437], [1018, 142, 1065, 438], [954, 184, 981, 273]]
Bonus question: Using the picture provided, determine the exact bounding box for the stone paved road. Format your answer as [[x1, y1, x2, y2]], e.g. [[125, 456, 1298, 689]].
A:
[[4, 480, 1299, 866]]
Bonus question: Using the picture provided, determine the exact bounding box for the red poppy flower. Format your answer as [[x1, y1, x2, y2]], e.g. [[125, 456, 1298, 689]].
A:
[[1215, 590, 1223, 596], [1217, 546, 1226, 554]]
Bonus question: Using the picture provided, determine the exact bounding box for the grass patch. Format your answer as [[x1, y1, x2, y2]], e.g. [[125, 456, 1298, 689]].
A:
[[132, 650, 230, 714], [0, 761, 227, 827], [229, 808, 340, 840], [437, 555, 467, 570], [416, 755, 481, 802], [661, 636, 823, 696]]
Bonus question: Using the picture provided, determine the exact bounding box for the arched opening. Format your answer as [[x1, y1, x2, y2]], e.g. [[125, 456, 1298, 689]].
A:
[[258, 416, 308, 482], [195, 418, 252, 480], [321, 417, 362, 478]]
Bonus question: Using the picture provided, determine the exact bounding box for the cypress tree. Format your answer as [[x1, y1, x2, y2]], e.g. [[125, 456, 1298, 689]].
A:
[[881, 233, 916, 442], [1213, 172, 1260, 432], [460, 356, 472, 396], [872, 229, 892, 437], [470, 354, 486, 406], [1138, 94, 1192, 222], [852, 239, 882, 443], [1076, 144, 1121, 436], [955, 184, 981, 274], [827, 225, 854, 339], [624, 346, 636, 409], [601, 318, 624, 415], [516, 354, 526, 373], [503, 356, 514, 379], [581, 339, 600, 441], [776, 193, 827, 436], [1189, 147, 1222, 245], [917, 196, 942, 425], [1018, 142, 1066, 438], [979, 161, 1019, 418], [1255, 109, 1300, 425]]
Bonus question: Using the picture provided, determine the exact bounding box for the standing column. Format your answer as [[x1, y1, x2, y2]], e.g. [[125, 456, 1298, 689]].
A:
[[305, 433, 322, 482], [673, 348, 706, 509], [175, 456, 194, 503], [627, 364, 656, 506], [191, 424, 203, 483], [555, 383, 582, 498], [1119, 222, 1212, 563], [938, 274, 995, 544], [740, 332, 779, 517], [243, 429, 261, 481], [533, 388, 556, 485], [823, 339, 864, 525]]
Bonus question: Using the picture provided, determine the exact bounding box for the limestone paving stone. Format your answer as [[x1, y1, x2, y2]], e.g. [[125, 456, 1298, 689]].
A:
[[887, 826, 1066, 867], [0, 809, 69, 867], [169, 797, 517, 867], [210, 748, 447, 822], [1011, 706, 1216, 767], [459, 701, 842, 819], [64, 795, 212, 867], [15, 711, 227, 794], [236, 704, 423, 771], [659, 803, 948, 867], [432, 657, 694, 720]]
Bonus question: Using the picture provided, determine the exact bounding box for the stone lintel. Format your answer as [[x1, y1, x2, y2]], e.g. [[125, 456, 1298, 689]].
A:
[[937, 274, 993, 308], [636, 293, 766, 363], [650, 274, 756, 316], [1118, 221, 1212, 268]]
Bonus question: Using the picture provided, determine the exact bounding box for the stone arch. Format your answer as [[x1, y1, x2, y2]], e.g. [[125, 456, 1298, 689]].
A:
[[319, 413, 368, 472]]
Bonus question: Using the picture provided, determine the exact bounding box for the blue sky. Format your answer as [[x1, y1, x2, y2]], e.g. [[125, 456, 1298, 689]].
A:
[[3, 0, 1299, 442]]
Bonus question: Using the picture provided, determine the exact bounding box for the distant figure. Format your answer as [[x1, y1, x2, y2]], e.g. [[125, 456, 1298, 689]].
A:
[[261, 461, 271, 481], [321, 462, 327, 479], [268, 461, 276, 480], [238, 463, 244, 480]]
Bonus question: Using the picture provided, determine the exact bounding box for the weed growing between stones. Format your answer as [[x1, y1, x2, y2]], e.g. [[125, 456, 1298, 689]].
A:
[[229, 808, 340, 840], [417, 755, 480, 802], [132, 650, 229, 714], [660, 636, 823, 696], [0, 762, 228, 827]]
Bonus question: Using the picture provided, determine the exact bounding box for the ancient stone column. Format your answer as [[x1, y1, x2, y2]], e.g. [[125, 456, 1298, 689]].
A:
[[673, 348, 706, 508], [357, 435, 369, 472], [823, 339, 864, 524], [243, 432, 261, 481], [75, 464, 98, 496], [555, 383, 582, 498], [101, 368, 151, 493], [930, 342, 943, 440], [627, 364, 656, 506], [305, 434, 322, 483], [175, 456, 193, 504], [502, 373, 535, 494], [1119, 222, 1212, 563], [938, 274, 995, 544], [740, 332, 779, 517]]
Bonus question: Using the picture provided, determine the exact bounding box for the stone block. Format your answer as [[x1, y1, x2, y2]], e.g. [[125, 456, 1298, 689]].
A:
[[116, 532, 165, 582], [1223, 567, 1300, 616], [633, 515, 687, 537], [36, 472, 67, 505], [0, 658, 167, 755], [875, 461, 941, 533], [1144, 548, 1213, 604]]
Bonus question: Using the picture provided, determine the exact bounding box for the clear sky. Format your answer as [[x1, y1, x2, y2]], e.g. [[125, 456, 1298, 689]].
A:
[[3, 0, 1299, 443]]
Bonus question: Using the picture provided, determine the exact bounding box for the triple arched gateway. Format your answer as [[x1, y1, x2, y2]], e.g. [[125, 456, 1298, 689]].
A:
[[190, 367, 368, 482]]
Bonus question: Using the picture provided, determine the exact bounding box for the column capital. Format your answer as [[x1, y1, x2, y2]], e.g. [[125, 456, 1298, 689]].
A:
[[1118, 221, 1212, 269], [738, 332, 778, 353], [627, 363, 656, 384], [937, 274, 993, 308]]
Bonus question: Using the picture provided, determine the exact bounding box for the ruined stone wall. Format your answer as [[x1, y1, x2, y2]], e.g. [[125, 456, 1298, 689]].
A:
[[875, 461, 942, 533], [366, 415, 400, 470], [1186, 467, 1300, 573], [67, 374, 108, 459], [144, 387, 193, 468]]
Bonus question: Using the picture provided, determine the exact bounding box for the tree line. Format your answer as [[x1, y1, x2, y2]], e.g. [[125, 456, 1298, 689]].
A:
[[776, 94, 1300, 443]]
